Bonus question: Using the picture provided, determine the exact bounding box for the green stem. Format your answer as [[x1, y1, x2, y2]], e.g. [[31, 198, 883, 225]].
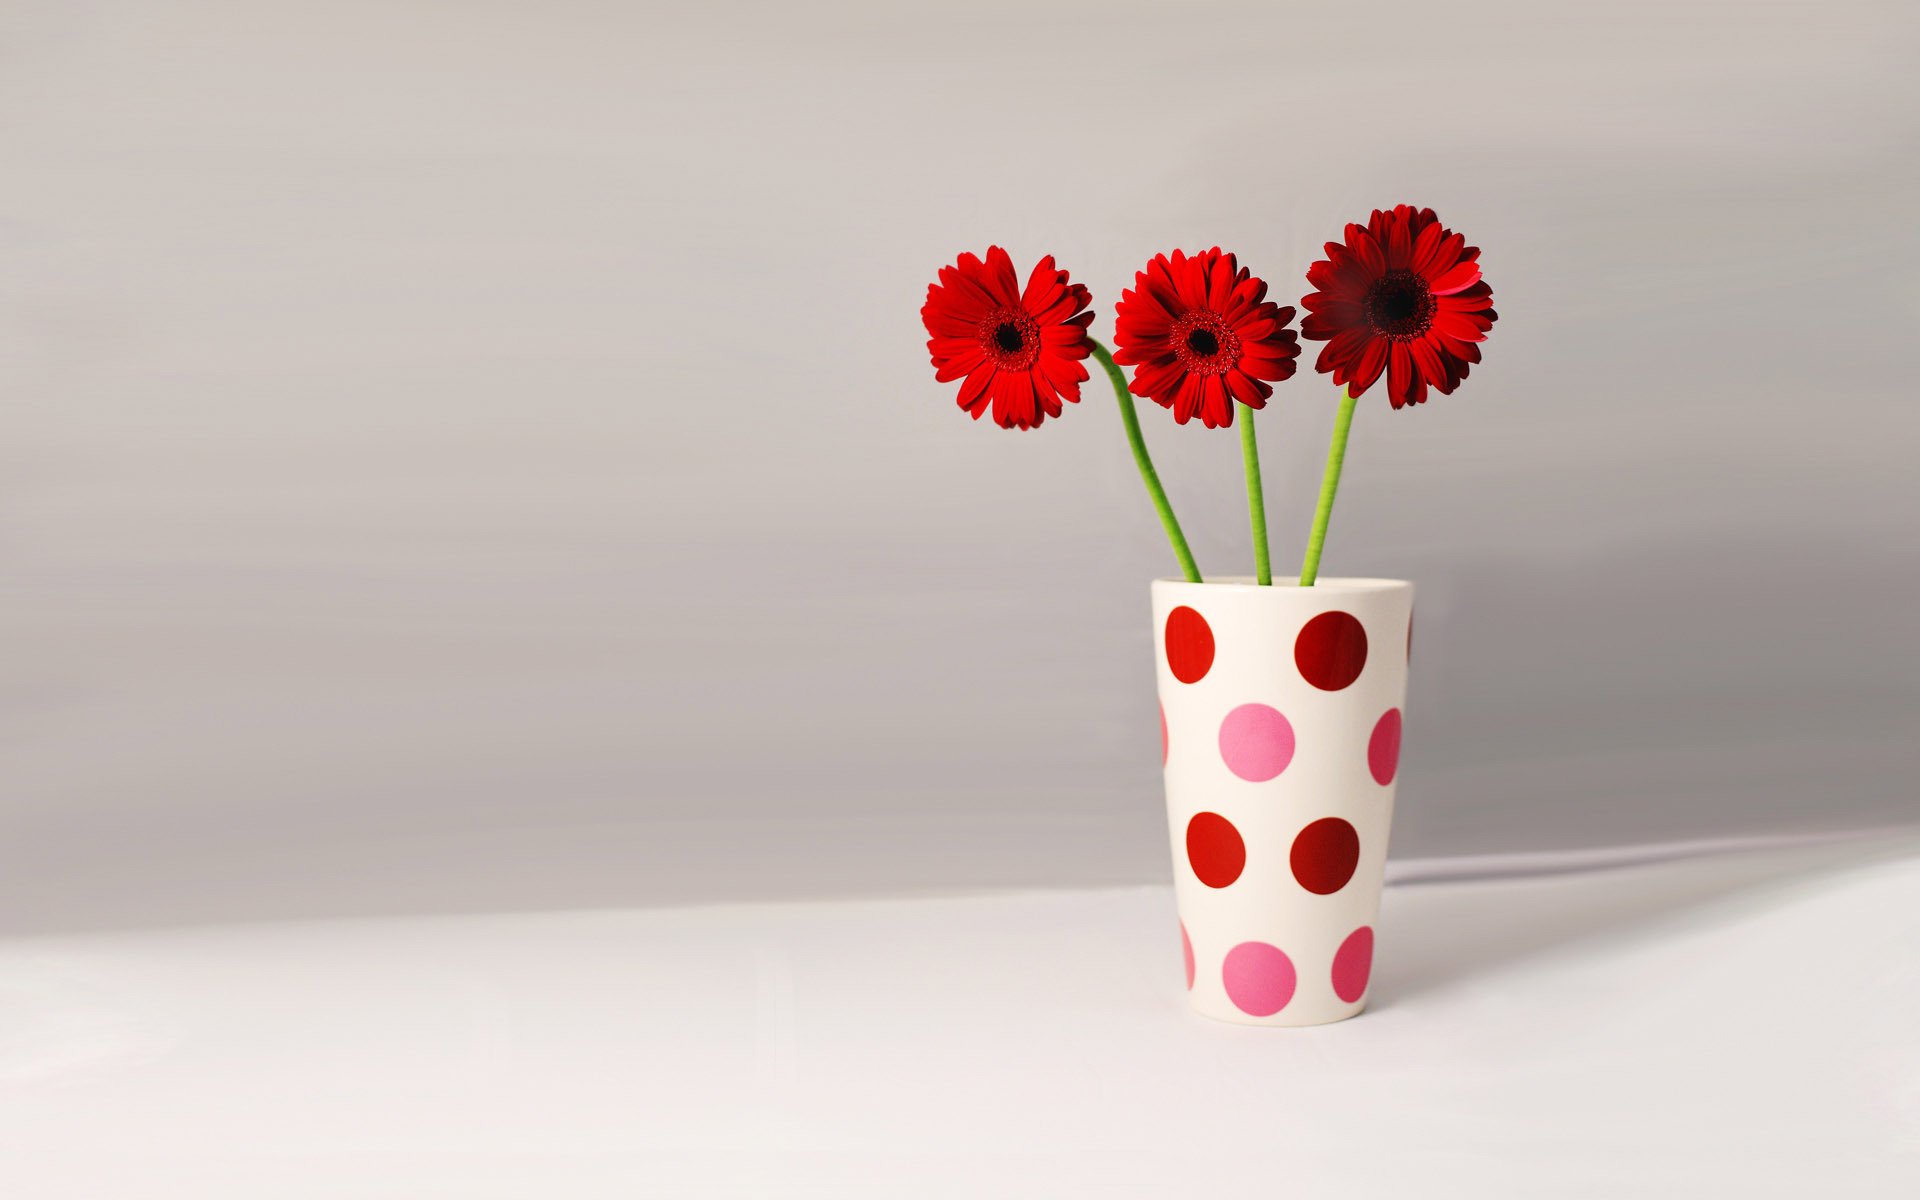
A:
[[1088, 339, 1201, 583], [1299, 388, 1357, 587], [1238, 404, 1271, 585]]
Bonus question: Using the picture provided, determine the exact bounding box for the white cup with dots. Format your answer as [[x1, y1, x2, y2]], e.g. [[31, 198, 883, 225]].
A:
[[1154, 576, 1412, 1026]]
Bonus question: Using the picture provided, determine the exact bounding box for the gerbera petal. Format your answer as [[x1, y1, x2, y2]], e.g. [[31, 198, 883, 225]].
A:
[[1031, 290, 1083, 325], [1428, 261, 1482, 296], [1409, 222, 1447, 276], [1427, 232, 1469, 278], [1193, 374, 1229, 427], [1447, 356, 1473, 389], [1131, 360, 1183, 402], [930, 343, 987, 382], [1329, 323, 1372, 359], [1024, 282, 1067, 320], [1113, 304, 1169, 333], [927, 335, 982, 357], [1034, 370, 1066, 420], [982, 246, 1021, 306], [957, 365, 994, 417], [1040, 351, 1087, 401], [1437, 285, 1494, 311], [1386, 343, 1414, 409], [1144, 259, 1182, 312], [1001, 368, 1043, 429], [1171, 373, 1205, 423], [1117, 340, 1177, 369], [1206, 251, 1237, 311], [1020, 255, 1062, 309], [1127, 282, 1177, 324], [1349, 337, 1389, 396], [1028, 366, 1057, 403], [1300, 311, 1341, 340], [1437, 333, 1483, 364], [1249, 333, 1302, 362], [1313, 257, 1369, 298], [922, 310, 982, 339], [1227, 276, 1267, 316], [1408, 335, 1448, 385], [1224, 369, 1271, 408], [1433, 311, 1489, 343], [934, 269, 996, 317], [1346, 225, 1386, 276], [1386, 215, 1412, 269], [1300, 289, 1361, 317], [1240, 351, 1297, 382], [1172, 252, 1208, 311]]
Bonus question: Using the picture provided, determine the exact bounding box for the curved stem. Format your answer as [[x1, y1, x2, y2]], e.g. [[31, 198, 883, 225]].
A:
[[1299, 388, 1357, 587], [1088, 339, 1201, 582], [1238, 405, 1271, 585]]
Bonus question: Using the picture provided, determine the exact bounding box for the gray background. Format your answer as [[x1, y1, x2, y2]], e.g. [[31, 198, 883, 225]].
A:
[[3, 0, 1915, 932]]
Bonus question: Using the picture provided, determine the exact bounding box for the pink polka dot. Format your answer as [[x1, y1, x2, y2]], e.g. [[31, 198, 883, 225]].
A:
[[1181, 922, 1195, 990], [1369, 708, 1402, 785], [1218, 703, 1295, 782], [1159, 702, 1168, 766], [1222, 941, 1296, 1016], [1332, 926, 1374, 1003]]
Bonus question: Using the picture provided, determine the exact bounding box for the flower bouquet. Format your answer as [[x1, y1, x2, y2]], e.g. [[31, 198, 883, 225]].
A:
[[920, 208, 1497, 1025]]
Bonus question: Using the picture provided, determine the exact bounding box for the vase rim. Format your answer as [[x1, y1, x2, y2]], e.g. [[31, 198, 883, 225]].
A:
[[1153, 576, 1410, 593]]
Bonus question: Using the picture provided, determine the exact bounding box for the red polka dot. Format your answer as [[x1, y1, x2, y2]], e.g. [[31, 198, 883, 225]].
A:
[[1222, 941, 1296, 1016], [1369, 708, 1402, 785], [1332, 926, 1374, 1003], [1181, 922, 1195, 990], [1295, 611, 1368, 690], [1290, 817, 1360, 894], [1164, 606, 1214, 684], [1185, 812, 1245, 888]]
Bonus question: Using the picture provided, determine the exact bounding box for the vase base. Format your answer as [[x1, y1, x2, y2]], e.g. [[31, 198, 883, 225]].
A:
[[1189, 999, 1368, 1028]]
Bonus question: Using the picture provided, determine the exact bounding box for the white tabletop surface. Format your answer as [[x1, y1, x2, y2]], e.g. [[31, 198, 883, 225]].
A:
[[3, 836, 1916, 1198]]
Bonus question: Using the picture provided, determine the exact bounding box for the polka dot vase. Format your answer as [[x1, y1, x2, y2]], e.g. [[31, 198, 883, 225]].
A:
[[1155, 577, 1412, 1027]]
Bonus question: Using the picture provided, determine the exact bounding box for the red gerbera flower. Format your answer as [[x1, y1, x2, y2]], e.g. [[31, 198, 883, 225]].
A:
[[1110, 248, 1299, 429], [1300, 205, 1497, 409], [920, 247, 1094, 430]]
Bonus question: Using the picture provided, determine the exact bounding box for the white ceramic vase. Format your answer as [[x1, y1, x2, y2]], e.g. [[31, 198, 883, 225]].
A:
[[1153, 577, 1413, 1026]]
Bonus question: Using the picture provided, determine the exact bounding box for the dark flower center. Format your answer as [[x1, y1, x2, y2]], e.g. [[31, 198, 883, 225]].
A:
[[978, 306, 1041, 369], [1170, 311, 1238, 375], [1364, 269, 1437, 340]]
